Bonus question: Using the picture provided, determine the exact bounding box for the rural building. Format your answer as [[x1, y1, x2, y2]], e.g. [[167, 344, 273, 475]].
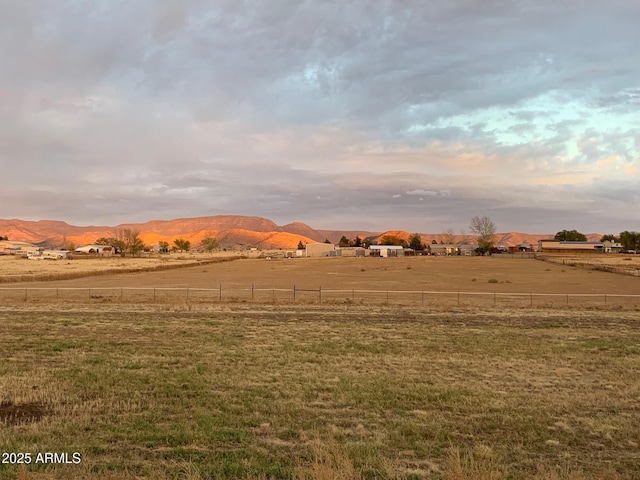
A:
[[75, 244, 114, 256], [430, 244, 476, 256], [538, 240, 604, 253], [0, 240, 41, 256], [339, 247, 366, 257], [369, 245, 405, 257], [602, 240, 623, 253], [305, 243, 336, 258]]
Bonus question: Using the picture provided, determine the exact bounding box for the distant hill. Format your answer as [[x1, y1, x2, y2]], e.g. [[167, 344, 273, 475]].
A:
[[0, 216, 603, 250]]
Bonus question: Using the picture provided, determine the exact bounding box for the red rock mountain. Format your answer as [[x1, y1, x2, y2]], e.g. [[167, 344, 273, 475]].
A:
[[0, 216, 602, 249]]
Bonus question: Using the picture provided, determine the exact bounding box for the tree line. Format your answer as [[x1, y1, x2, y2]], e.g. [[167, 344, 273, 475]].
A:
[[554, 229, 640, 251], [93, 229, 220, 256]]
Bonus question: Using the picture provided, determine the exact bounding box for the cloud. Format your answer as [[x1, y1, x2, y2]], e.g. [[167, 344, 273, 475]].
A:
[[1, 1, 639, 233]]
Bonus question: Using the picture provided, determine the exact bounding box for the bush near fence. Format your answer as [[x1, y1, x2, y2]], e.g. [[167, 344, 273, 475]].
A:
[[1, 286, 639, 310]]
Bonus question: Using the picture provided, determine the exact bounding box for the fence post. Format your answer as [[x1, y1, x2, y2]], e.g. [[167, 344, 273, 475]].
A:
[[494, 292, 496, 305], [319, 286, 322, 304], [530, 293, 532, 307], [186, 288, 189, 303], [153, 288, 156, 302], [89, 288, 92, 303], [604, 294, 607, 307], [352, 289, 354, 302], [566, 294, 569, 305], [57, 288, 59, 301], [24, 288, 27, 301], [219, 284, 222, 302], [457, 292, 460, 305], [252, 283, 254, 301], [421, 291, 424, 306], [293, 284, 296, 303], [120, 287, 123, 303]]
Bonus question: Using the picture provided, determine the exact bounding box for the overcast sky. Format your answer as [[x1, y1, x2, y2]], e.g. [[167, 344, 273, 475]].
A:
[[1, 1, 638, 233]]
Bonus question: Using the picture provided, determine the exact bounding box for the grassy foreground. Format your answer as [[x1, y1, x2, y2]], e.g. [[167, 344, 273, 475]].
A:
[[0, 305, 639, 479]]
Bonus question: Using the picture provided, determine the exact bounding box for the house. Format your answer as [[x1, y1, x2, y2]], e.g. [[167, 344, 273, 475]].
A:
[[602, 240, 623, 254], [429, 243, 477, 256], [369, 245, 405, 257], [305, 243, 336, 258], [75, 244, 114, 256], [0, 240, 41, 256], [538, 240, 603, 253]]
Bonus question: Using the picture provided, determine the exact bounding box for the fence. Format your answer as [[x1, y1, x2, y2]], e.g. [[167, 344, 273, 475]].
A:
[[538, 256, 640, 277], [0, 286, 639, 310]]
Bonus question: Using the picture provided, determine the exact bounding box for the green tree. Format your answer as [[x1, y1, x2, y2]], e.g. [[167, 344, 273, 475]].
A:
[[351, 236, 362, 247], [600, 234, 620, 243], [323, 238, 331, 244], [379, 235, 408, 248], [338, 236, 350, 247], [173, 238, 191, 252], [119, 229, 144, 256], [297, 240, 305, 250], [470, 216, 497, 254], [431, 239, 437, 245], [158, 241, 170, 253], [363, 238, 373, 248], [554, 229, 587, 242], [408, 233, 423, 251], [200, 237, 219, 252], [619, 231, 640, 252]]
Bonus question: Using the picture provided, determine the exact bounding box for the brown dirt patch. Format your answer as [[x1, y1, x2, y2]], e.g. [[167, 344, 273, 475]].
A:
[[0, 400, 48, 425]]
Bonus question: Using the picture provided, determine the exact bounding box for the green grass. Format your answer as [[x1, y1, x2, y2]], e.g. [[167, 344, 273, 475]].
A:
[[0, 306, 639, 479]]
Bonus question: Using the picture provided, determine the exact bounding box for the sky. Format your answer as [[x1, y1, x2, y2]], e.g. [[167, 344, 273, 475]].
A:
[[1, 0, 639, 233]]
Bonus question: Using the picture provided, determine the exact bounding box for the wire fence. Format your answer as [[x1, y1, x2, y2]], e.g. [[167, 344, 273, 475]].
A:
[[0, 285, 639, 310], [538, 256, 640, 277]]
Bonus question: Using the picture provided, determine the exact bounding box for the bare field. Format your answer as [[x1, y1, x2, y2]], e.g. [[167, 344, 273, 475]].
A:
[[0, 305, 638, 479], [0, 253, 241, 283], [8, 255, 640, 294], [538, 254, 640, 276]]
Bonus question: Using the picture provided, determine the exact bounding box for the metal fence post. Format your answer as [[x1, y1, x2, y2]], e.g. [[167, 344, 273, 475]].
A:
[[252, 283, 254, 301], [293, 284, 296, 303], [319, 286, 322, 304], [219, 283, 222, 302]]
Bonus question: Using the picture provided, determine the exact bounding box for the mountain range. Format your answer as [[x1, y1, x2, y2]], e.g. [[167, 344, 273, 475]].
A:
[[0, 216, 602, 250]]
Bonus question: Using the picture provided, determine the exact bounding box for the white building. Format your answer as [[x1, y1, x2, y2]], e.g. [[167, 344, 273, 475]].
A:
[[369, 245, 404, 257]]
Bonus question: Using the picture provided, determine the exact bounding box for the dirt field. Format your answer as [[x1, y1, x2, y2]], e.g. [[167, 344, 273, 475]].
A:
[[1, 304, 638, 479], [0, 253, 240, 283], [8, 255, 640, 294]]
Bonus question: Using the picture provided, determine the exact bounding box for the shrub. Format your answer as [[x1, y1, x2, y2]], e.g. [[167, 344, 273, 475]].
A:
[[488, 279, 498, 283]]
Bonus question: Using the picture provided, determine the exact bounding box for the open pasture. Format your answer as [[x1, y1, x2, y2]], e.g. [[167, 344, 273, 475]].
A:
[[1, 305, 639, 479], [0, 254, 240, 284], [3, 256, 640, 309]]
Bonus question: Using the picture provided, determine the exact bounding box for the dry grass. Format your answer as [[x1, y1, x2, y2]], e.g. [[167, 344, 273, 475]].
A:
[[7, 256, 640, 295], [0, 254, 243, 284], [1, 304, 638, 479]]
